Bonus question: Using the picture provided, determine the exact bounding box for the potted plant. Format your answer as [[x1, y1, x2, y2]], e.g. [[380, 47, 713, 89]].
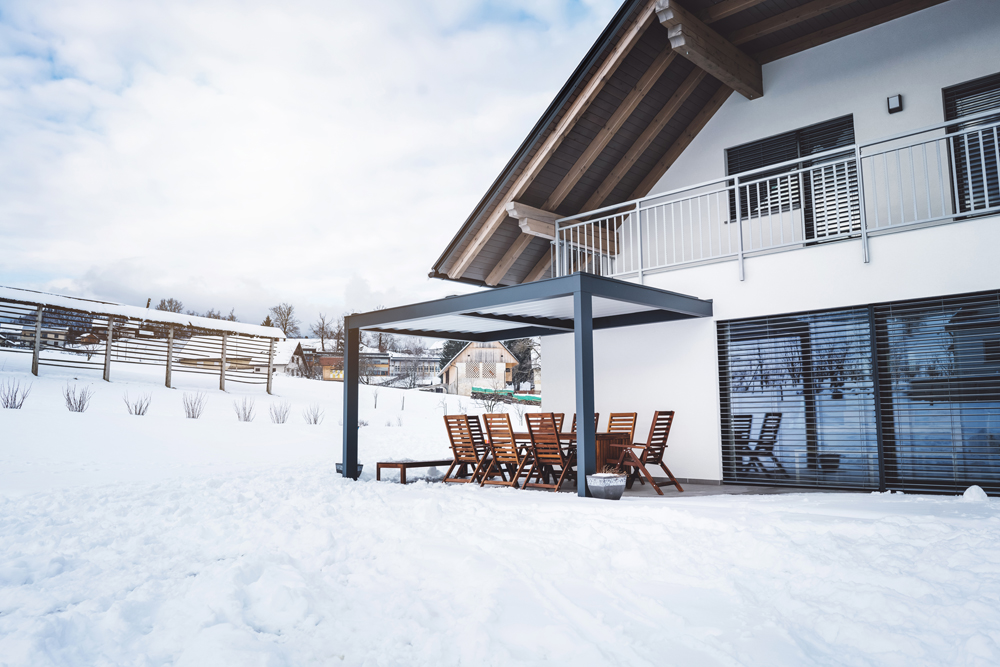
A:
[[586, 465, 628, 500]]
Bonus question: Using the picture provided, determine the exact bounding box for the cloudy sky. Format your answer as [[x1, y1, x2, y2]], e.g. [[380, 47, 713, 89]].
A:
[[0, 0, 620, 327]]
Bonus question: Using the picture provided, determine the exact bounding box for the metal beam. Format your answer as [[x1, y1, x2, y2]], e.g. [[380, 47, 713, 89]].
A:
[[460, 311, 574, 331], [342, 324, 360, 480], [574, 289, 596, 497]]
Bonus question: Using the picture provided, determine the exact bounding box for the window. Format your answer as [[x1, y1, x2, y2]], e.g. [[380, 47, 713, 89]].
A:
[[944, 72, 1000, 215], [726, 116, 858, 239], [985, 339, 1000, 365]]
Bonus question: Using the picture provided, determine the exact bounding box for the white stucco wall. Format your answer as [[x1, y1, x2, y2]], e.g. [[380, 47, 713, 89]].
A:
[[542, 0, 1000, 482]]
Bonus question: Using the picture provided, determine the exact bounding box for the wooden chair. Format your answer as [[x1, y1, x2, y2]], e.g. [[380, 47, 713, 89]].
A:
[[552, 413, 565, 433], [732, 414, 754, 474], [570, 413, 600, 433], [442, 415, 489, 483], [466, 414, 490, 462], [481, 413, 531, 488], [607, 412, 637, 442], [745, 413, 788, 477], [523, 412, 576, 492], [615, 411, 682, 493]]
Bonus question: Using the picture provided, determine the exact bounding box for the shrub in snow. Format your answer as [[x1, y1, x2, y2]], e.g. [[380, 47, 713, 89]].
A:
[[63, 384, 94, 413], [397, 416, 403, 427], [123, 392, 151, 416], [963, 485, 989, 502], [372, 388, 379, 409], [303, 404, 324, 425], [385, 419, 393, 427], [269, 401, 290, 424], [233, 397, 255, 422], [182, 392, 206, 419], [0, 379, 31, 409], [357, 419, 368, 427]]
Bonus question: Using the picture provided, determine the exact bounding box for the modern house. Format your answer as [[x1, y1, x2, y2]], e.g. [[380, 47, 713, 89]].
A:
[[417, 0, 1000, 496], [438, 341, 518, 396]]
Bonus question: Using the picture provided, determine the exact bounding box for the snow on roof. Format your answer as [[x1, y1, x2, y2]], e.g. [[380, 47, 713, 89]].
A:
[[271, 340, 303, 366], [0, 286, 284, 339]]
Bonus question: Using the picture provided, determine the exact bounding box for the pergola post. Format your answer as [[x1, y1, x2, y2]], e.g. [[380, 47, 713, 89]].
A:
[[266, 338, 275, 395], [220, 333, 228, 391], [573, 288, 596, 497], [103, 318, 113, 382], [342, 321, 360, 479], [165, 326, 174, 388], [31, 305, 43, 376]]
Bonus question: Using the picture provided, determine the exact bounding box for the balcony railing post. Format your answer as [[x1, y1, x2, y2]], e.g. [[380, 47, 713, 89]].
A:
[[635, 202, 643, 283], [735, 178, 745, 281], [855, 146, 870, 263]]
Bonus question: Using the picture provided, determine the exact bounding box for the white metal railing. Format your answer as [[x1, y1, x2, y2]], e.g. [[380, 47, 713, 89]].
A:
[[553, 109, 1000, 280]]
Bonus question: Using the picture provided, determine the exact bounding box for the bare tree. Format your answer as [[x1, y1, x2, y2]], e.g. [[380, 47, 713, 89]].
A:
[[310, 313, 335, 352], [183, 392, 206, 419], [269, 303, 301, 337], [473, 375, 507, 413], [155, 298, 184, 313], [0, 379, 31, 409]]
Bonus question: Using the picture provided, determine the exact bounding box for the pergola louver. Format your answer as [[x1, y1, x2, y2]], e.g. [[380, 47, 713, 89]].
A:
[[341, 273, 714, 496], [431, 0, 952, 289]]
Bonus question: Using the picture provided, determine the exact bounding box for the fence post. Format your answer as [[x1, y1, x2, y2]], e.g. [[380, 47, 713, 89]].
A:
[[855, 145, 871, 263], [266, 338, 275, 395], [735, 177, 746, 281], [31, 305, 43, 376], [103, 318, 113, 382], [220, 333, 228, 391], [165, 326, 174, 388]]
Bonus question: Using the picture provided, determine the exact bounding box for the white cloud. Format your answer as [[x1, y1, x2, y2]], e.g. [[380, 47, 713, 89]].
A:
[[0, 0, 620, 325]]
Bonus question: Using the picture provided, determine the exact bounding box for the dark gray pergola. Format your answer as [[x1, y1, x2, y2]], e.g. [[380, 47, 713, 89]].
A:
[[342, 272, 713, 497]]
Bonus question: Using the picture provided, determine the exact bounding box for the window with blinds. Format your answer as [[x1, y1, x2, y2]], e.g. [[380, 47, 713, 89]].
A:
[[944, 72, 1000, 215], [725, 116, 858, 239], [718, 290, 1000, 495]]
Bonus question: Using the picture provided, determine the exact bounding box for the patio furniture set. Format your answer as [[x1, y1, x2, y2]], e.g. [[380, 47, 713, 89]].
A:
[[376, 411, 684, 496]]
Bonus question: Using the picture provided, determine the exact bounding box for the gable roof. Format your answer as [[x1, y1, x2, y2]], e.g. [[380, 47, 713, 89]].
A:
[[430, 0, 951, 288], [438, 340, 517, 377]]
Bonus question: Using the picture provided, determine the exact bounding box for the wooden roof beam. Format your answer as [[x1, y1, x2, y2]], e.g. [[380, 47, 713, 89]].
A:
[[542, 49, 678, 211], [485, 232, 535, 286], [446, 0, 661, 280], [655, 0, 763, 100], [699, 0, 770, 25], [483, 201, 560, 286], [729, 0, 859, 46], [523, 253, 553, 283], [581, 68, 706, 213]]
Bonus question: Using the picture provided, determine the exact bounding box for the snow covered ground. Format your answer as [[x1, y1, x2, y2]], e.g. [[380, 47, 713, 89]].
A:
[[1, 353, 999, 666]]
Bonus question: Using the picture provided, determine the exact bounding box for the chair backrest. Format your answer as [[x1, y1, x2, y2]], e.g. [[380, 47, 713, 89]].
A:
[[484, 413, 519, 463], [571, 412, 600, 433], [552, 413, 565, 433], [755, 413, 782, 451], [444, 415, 480, 463], [526, 412, 564, 464], [466, 414, 490, 459], [641, 411, 675, 464], [607, 412, 637, 441], [733, 414, 753, 447]]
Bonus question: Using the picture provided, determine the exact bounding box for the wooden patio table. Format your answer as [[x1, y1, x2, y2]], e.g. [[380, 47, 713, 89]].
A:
[[512, 432, 631, 472], [376, 459, 454, 485]]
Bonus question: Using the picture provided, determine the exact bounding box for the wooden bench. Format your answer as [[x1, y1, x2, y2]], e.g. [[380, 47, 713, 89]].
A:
[[376, 459, 454, 485]]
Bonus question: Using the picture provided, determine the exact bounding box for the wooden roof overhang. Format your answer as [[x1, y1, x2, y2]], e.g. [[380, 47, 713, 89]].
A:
[[429, 0, 951, 288]]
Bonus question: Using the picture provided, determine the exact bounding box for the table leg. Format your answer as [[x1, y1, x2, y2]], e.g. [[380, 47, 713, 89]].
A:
[[400, 467, 407, 485], [377, 465, 382, 481]]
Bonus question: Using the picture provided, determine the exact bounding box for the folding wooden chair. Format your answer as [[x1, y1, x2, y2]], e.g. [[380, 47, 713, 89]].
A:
[[523, 412, 576, 492], [607, 412, 637, 441], [745, 413, 788, 477], [442, 415, 489, 483], [570, 413, 600, 433], [552, 413, 565, 433], [615, 411, 682, 493], [481, 413, 531, 488], [732, 414, 754, 474]]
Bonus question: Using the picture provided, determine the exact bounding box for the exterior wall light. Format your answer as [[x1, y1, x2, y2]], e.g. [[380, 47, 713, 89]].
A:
[[887, 94, 903, 114]]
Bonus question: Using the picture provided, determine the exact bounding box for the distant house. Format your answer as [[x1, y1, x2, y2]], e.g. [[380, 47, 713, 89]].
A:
[[18, 326, 69, 348], [438, 341, 518, 396], [271, 340, 308, 376], [75, 332, 101, 346], [319, 355, 344, 381]]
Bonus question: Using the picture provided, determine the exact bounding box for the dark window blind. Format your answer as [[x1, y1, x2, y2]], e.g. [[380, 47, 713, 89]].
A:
[[944, 72, 1000, 214]]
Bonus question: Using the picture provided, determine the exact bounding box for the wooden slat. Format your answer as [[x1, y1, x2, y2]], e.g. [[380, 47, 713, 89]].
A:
[[631, 84, 734, 198], [729, 0, 858, 46], [656, 0, 763, 100], [446, 0, 660, 280], [524, 253, 553, 283], [542, 49, 677, 210], [485, 232, 534, 286], [700, 0, 770, 24], [581, 68, 706, 213], [754, 0, 950, 64], [519, 217, 555, 238]]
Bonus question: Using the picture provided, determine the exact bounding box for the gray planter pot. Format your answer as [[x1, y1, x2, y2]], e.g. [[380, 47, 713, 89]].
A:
[[587, 474, 627, 500]]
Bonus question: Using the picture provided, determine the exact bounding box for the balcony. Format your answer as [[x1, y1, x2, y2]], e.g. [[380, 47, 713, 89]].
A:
[[552, 110, 1000, 280]]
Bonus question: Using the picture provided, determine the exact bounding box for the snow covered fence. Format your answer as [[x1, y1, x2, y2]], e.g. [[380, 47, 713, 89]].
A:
[[0, 286, 284, 392]]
